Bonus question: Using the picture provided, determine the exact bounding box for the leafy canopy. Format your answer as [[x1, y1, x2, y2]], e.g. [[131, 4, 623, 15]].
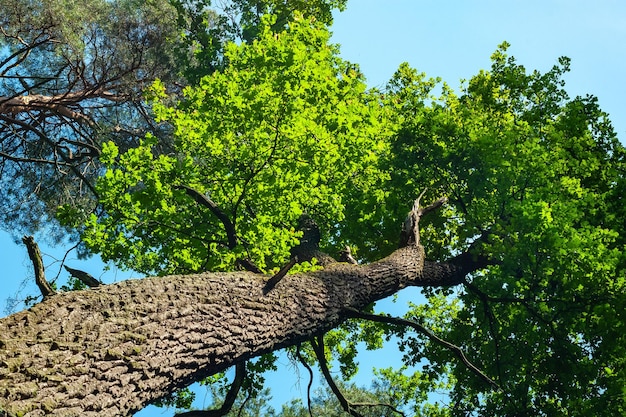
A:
[[381, 43, 626, 415], [56, 7, 626, 413], [0, 0, 347, 239], [67, 15, 390, 275]]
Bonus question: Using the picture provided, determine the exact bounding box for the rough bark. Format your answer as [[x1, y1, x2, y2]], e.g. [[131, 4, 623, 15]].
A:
[[0, 244, 474, 416]]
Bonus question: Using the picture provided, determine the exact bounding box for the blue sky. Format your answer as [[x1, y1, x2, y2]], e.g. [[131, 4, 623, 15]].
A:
[[331, 0, 626, 137], [2, 0, 625, 415]]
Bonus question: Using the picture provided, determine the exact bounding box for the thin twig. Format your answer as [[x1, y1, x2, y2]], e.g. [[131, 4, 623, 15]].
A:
[[343, 308, 501, 391], [463, 281, 505, 385], [0, 114, 99, 197], [295, 344, 314, 417]]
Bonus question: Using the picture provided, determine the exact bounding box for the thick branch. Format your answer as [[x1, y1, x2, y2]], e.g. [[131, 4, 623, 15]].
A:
[[0, 89, 125, 127], [399, 193, 448, 247], [64, 266, 101, 288], [289, 214, 336, 266], [0, 197, 479, 416], [263, 256, 298, 294], [21, 235, 55, 298], [265, 215, 337, 294], [339, 246, 358, 265]]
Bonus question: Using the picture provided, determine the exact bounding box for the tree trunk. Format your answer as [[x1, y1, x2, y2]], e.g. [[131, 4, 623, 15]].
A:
[[0, 244, 471, 416]]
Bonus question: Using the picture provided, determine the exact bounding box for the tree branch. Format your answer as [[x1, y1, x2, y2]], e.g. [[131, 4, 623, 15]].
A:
[[0, 114, 99, 197], [343, 308, 501, 391], [399, 192, 448, 248], [295, 344, 314, 417], [339, 246, 358, 265], [263, 256, 298, 295], [0, 93, 96, 127], [175, 185, 237, 249], [308, 335, 406, 415], [176, 362, 247, 417], [64, 265, 101, 288], [264, 215, 338, 294], [463, 281, 505, 387], [21, 235, 55, 298], [310, 335, 365, 417], [0, 36, 53, 76]]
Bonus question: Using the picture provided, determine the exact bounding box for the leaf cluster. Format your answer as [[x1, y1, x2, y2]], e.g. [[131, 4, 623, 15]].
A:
[[0, 0, 348, 240], [77, 16, 390, 275], [382, 43, 626, 415]]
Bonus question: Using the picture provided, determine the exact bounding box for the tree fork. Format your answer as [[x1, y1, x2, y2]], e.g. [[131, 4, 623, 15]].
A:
[[0, 198, 478, 416]]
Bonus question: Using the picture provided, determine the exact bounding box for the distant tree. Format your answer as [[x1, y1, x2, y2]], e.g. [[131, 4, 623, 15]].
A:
[[277, 381, 410, 417], [0, 0, 178, 236]]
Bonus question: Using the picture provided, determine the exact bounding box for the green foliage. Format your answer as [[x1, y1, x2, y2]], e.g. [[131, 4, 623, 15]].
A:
[[0, 0, 348, 239], [58, 276, 89, 292], [381, 43, 626, 415], [77, 16, 389, 275], [0, 0, 180, 93], [231, 0, 347, 42], [150, 386, 195, 410], [168, 0, 347, 83], [49, 7, 626, 414], [0, 0, 180, 238]]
